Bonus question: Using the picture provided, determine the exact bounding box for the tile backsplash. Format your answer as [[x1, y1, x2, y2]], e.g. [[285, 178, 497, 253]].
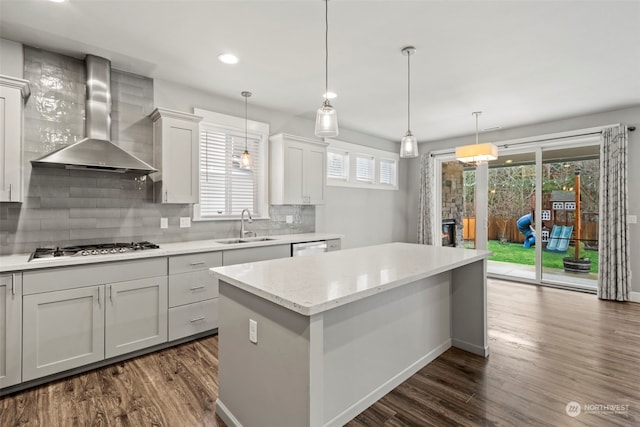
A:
[[0, 47, 314, 255]]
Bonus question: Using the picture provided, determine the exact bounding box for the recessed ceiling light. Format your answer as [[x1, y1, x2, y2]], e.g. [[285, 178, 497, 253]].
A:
[[323, 92, 337, 99], [218, 53, 239, 64], [48, 0, 65, 3], [505, 159, 513, 164]]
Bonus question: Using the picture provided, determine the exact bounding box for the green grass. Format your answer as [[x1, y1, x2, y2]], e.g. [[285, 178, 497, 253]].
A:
[[487, 240, 599, 273]]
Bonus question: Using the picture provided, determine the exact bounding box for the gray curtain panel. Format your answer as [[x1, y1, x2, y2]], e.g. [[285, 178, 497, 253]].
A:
[[417, 153, 434, 245], [598, 125, 630, 301]]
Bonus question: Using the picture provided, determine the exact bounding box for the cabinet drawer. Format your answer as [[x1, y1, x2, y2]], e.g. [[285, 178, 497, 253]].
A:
[[168, 298, 218, 341], [223, 244, 291, 266], [169, 270, 218, 307], [23, 258, 167, 295], [169, 252, 222, 275]]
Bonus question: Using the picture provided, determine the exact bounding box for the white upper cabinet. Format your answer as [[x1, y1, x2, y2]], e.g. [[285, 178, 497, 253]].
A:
[[150, 108, 202, 204], [0, 76, 30, 203], [270, 133, 328, 205]]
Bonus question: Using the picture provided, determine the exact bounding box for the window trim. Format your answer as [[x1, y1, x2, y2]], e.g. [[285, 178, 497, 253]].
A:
[[193, 108, 270, 221], [325, 139, 399, 190]]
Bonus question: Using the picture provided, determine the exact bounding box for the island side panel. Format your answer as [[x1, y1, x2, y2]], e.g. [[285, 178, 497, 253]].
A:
[[216, 281, 318, 427], [322, 272, 452, 427], [451, 259, 489, 356]]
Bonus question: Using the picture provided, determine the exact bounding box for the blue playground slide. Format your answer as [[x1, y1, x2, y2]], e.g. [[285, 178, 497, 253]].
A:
[[516, 214, 535, 248], [546, 224, 573, 253]]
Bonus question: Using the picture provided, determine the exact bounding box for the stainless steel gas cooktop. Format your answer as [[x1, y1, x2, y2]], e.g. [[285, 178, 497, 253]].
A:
[[29, 241, 160, 262]]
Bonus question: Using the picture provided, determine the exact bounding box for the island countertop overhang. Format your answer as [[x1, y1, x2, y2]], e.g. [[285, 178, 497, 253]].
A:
[[210, 242, 492, 316]]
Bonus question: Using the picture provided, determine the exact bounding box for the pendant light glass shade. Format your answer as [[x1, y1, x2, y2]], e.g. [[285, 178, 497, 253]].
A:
[[240, 91, 252, 170], [400, 46, 418, 158], [315, 99, 339, 137], [455, 111, 498, 165], [315, 0, 339, 138], [400, 131, 418, 158]]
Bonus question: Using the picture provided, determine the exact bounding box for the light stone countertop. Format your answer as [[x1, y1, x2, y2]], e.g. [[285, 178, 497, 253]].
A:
[[210, 242, 492, 316], [0, 233, 342, 273]]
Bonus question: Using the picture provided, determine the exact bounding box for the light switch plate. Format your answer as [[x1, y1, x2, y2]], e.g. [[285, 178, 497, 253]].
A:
[[180, 217, 191, 228], [160, 218, 168, 229], [628, 215, 637, 224], [249, 319, 258, 344], [286, 215, 293, 224]]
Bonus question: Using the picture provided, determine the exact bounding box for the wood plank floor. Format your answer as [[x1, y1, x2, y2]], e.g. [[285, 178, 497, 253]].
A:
[[2, 279, 639, 426]]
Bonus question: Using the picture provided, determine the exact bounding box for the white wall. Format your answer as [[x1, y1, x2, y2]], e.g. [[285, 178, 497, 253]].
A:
[[154, 79, 408, 249], [406, 106, 640, 293], [0, 38, 23, 78]]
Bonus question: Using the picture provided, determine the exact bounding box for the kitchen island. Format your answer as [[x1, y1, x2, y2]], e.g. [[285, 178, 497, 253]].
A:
[[210, 242, 491, 427]]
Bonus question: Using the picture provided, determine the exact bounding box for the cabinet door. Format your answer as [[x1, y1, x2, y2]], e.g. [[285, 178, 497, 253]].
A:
[[164, 123, 199, 203], [305, 145, 326, 204], [105, 276, 168, 358], [283, 142, 305, 204], [0, 85, 23, 202], [0, 274, 21, 388], [23, 286, 105, 382]]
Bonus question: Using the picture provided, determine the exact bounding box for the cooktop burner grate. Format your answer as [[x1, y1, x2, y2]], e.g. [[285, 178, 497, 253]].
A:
[[29, 241, 160, 261]]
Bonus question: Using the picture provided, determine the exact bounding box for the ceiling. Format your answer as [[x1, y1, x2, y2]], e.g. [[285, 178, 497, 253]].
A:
[[1, 0, 639, 144]]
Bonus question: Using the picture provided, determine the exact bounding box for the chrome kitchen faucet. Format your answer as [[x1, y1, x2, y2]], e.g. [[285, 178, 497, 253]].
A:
[[240, 209, 254, 238]]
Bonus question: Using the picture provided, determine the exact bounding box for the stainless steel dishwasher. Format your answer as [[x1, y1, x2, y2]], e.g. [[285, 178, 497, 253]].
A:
[[291, 241, 328, 256]]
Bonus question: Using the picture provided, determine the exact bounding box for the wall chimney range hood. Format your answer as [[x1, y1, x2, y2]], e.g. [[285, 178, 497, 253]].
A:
[[31, 55, 157, 174]]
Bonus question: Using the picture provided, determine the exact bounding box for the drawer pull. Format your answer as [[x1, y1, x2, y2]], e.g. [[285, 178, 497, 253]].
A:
[[190, 316, 206, 323], [189, 261, 206, 266], [189, 285, 206, 291]]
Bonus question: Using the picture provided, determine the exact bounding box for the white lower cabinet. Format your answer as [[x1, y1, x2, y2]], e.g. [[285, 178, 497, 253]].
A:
[[21, 258, 167, 382], [0, 273, 22, 388], [22, 286, 105, 382], [105, 277, 168, 358], [167, 252, 222, 341], [169, 298, 218, 341]]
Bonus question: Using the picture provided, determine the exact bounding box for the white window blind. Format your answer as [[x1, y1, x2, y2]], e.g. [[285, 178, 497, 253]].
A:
[[199, 124, 262, 217], [379, 159, 397, 186], [356, 154, 374, 183], [327, 149, 349, 180]]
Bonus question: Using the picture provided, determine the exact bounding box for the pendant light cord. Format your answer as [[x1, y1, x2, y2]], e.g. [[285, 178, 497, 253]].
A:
[[407, 51, 411, 132], [245, 94, 248, 150], [474, 111, 480, 145], [324, 0, 329, 103]]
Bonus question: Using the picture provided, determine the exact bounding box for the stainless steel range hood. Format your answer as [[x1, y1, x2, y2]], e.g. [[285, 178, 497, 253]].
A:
[[31, 55, 157, 174]]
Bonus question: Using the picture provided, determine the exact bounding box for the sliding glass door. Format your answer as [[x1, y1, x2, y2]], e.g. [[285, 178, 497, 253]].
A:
[[436, 133, 601, 291]]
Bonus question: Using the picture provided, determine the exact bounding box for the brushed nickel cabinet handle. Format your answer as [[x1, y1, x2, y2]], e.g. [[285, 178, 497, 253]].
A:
[[97, 288, 101, 307], [109, 285, 112, 302], [190, 316, 206, 323], [189, 285, 206, 291], [189, 261, 206, 266]]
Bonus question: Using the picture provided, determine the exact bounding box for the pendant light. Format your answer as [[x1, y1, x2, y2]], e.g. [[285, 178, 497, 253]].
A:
[[400, 46, 418, 158], [240, 91, 252, 170], [455, 111, 498, 165], [315, 0, 339, 138]]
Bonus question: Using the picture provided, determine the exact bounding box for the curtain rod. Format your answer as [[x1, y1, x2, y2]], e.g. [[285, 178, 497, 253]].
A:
[[430, 124, 635, 158]]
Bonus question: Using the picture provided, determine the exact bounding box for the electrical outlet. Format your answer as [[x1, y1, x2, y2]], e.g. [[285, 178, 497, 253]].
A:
[[180, 217, 191, 228], [628, 215, 637, 224], [249, 319, 258, 344], [160, 218, 168, 229], [286, 215, 293, 224]]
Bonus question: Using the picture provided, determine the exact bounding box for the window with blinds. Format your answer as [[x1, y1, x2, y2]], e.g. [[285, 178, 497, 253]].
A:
[[379, 159, 397, 186], [356, 154, 375, 183], [327, 149, 349, 180], [325, 139, 399, 190], [199, 125, 262, 217]]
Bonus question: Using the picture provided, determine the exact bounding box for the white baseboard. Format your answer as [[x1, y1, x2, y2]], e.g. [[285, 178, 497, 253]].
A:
[[324, 339, 452, 427], [452, 338, 490, 357], [216, 399, 243, 427], [630, 291, 640, 303]]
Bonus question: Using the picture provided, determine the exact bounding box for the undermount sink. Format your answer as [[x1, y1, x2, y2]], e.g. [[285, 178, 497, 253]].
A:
[[216, 237, 276, 244]]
